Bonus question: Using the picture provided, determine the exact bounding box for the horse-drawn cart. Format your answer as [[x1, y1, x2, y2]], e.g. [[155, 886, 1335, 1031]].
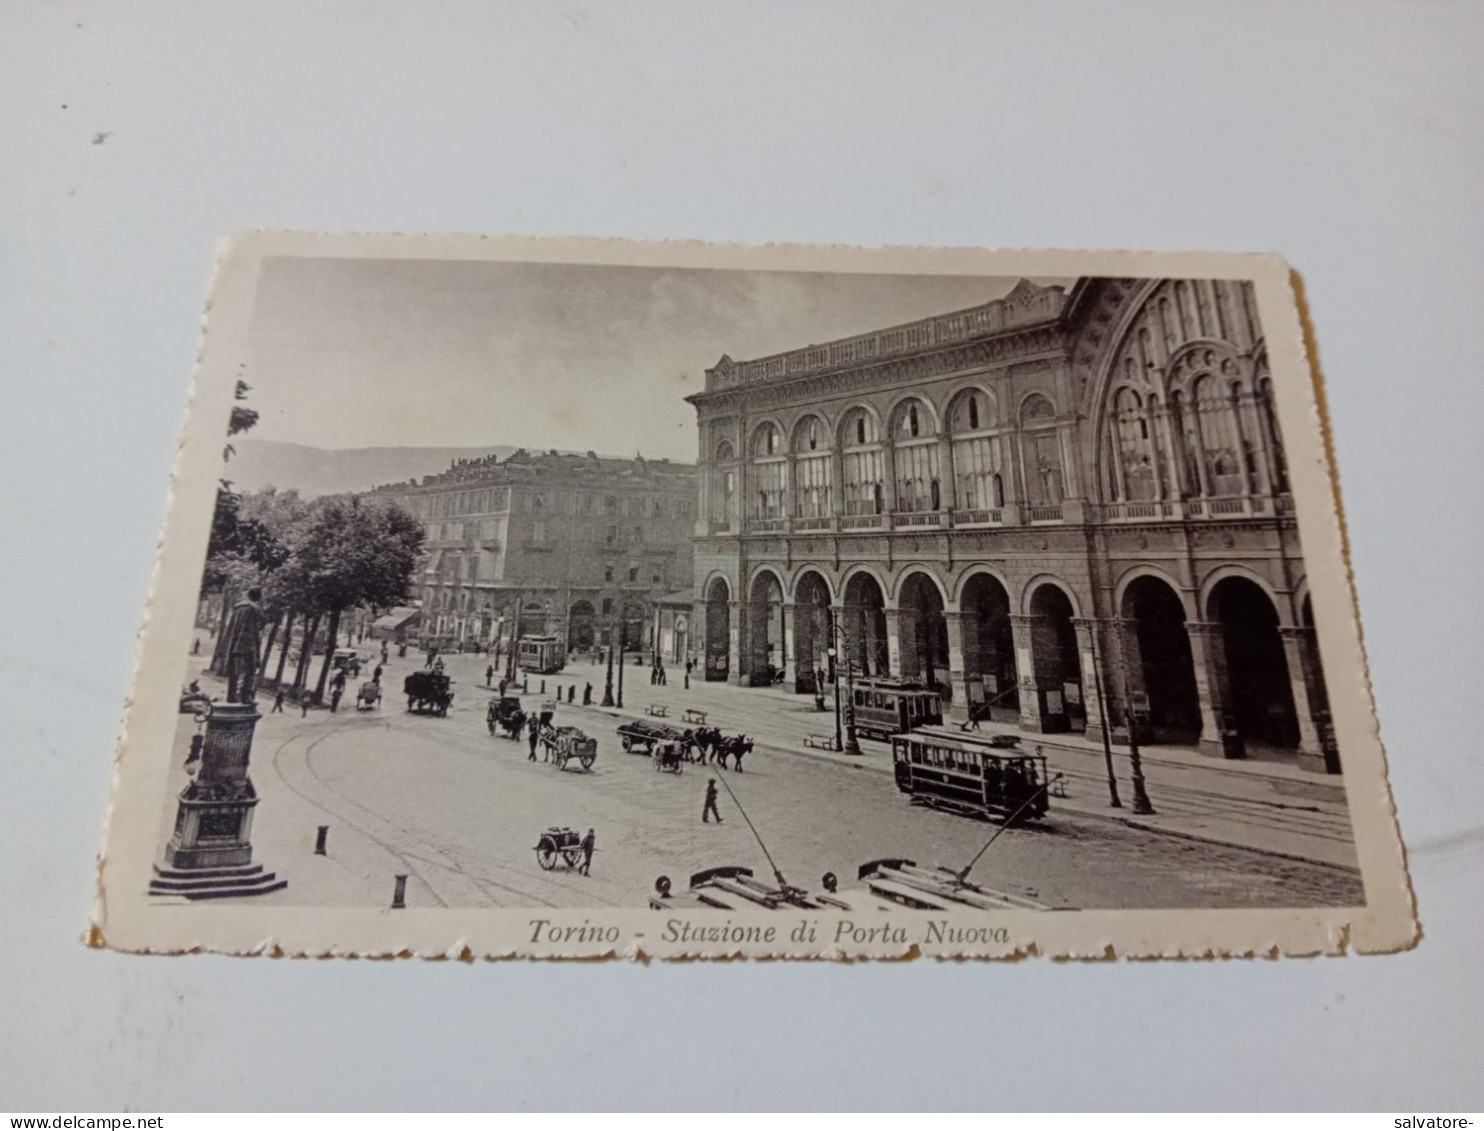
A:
[[541, 724, 598, 771], [652, 741, 686, 774], [355, 680, 382, 711], [616, 719, 692, 756], [488, 694, 525, 738], [404, 670, 453, 716]]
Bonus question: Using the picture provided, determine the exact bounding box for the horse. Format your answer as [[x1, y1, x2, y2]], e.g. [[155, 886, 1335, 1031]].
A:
[[715, 734, 753, 772]]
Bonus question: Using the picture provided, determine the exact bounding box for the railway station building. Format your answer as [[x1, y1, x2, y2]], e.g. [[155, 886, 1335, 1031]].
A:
[[685, 277, 1340, 774], [372, 449, 698, 660]]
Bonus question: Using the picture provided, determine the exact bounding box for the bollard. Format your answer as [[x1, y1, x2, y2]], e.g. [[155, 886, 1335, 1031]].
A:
[[392, 874, 408, 909], [540, 679, 546, 694], [523, 678, 529, 693], [314, 825, 329, 855]]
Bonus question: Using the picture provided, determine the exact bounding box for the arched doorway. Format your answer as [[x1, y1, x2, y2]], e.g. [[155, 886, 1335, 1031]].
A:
[[843, 573, 889, 676], [519, 600, 547, 638], [1027, 583, 1083, 733], [747, 571, 785, 685], [1121, 576, 1200, 743], [620, 600, 647, 654], [567, 600, 595, 652], [1210, 577, 1298, 750], [961, 573, 1017, 720], [792, 570, 832, 694], [898, 572, 949, 697], [704, 577, 730, 681]]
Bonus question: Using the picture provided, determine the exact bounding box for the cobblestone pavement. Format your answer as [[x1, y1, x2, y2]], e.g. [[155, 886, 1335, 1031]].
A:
[[159, 647, 1364, 910]]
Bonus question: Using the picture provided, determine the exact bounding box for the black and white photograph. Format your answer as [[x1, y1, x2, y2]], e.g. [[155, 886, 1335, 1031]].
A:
[[92, 236, 1411, 959]]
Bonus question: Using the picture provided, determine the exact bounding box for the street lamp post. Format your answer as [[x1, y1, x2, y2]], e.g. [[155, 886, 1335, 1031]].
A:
[[616, 609, 626, 709], [826, 645, 843, 752], [601, 613, 615, 707], [1087, 623, 1122, 809], [830, 604, 862, 756], [1111, 618, 1156, 816]]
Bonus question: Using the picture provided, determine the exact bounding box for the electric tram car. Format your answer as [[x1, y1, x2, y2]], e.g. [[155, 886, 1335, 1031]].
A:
[[517, 634, 566, 674], [849, 678, 943, 742], [889, 726, 1051, 821]]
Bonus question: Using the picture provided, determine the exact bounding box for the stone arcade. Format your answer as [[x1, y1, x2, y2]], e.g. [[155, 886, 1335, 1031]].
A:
[[686, 278, 1339, 774]]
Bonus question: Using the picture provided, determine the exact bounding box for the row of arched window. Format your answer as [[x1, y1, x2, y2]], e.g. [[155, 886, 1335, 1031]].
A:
[[706, 387, 1062, 526]]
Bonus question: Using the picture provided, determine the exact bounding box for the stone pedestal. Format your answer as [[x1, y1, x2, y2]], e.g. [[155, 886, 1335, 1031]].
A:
[[150, 701, 286, 900]]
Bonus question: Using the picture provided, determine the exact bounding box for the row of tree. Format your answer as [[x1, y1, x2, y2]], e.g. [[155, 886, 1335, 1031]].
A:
[[202, 486, 425, 704]]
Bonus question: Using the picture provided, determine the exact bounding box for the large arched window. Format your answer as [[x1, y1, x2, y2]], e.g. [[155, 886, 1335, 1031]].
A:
[[891, 397, 940, 513], [750, 422, 787, 520], [792, 415, 831, 519], [1107, 386, 1161, 502], [840, 407, 884, 516], [1019, 394, 1064, 506], [710, 439, 737, 529], [948, 388, 1004, 512]]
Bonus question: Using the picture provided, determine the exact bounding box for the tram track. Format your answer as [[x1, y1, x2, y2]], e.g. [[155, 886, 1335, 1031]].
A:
[[266, 711, 624, 909]]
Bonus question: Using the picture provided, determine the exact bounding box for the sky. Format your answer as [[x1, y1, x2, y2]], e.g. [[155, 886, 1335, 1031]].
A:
[[243, 257, 1064, 463]]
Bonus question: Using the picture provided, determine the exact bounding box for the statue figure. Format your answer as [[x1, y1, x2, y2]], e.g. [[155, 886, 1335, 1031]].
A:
[[223, 586, 265, 704]]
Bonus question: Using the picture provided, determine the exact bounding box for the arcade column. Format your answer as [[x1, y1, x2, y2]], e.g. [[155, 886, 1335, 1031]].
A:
[[727, 600, 744, 686], [883, 607, 903, 678], [780, 601, 798, 688], [1185, 620, 1244, 759], [149, 701, 286, 899], [1010, 613, 1068, 733], [1070, 617, 1108, 740], [1281, 625, 1340, 774], [943, 609, 969, 721]]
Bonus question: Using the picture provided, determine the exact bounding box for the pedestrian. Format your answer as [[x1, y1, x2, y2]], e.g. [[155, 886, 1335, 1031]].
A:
[[373, 663, 383, 684], [697, 777, 721, 819], [700, 777, 724, 819], [527, 716, 539, 762], [583, 682, 592, 706], [486, 664, 494, 687], [579, 828, 595, 876], [272, 687, 285, 713], [330, 687, 342, 713], [300, 694, 310, 718], [191, 638, 201, 656], [567, 684, 575, 704]]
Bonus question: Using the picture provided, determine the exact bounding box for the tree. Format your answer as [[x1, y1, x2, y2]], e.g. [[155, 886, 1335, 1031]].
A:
[[292, 495, 425, 703]]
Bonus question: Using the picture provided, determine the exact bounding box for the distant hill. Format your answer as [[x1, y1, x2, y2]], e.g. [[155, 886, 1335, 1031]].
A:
[[226, 440, 522, 497]]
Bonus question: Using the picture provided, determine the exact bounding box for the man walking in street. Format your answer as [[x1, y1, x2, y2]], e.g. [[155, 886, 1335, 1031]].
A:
[[300, 693, 311, 718], [702, 778, 723, 824], [486, 664, 494, 688], [527, 715, 540, 762], [579, 828, 595, 875], [271, 686, 286, 713], [583, 682, 592, 706]]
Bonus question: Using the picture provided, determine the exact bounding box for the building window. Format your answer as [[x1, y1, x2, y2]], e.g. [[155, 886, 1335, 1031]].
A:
[[842, 407, 883, 517], [606, 525, 617, 545], [602, 598, 613, 615], [628, 567, 639, 583], [633, 525, 643, 544], [604, 566, 614, 583], [531, 522, 547, 544], [605, 496, 619, 514]]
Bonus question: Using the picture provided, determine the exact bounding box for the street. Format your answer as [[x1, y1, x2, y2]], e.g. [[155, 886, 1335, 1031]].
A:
[[161, 645, 1365, 911]]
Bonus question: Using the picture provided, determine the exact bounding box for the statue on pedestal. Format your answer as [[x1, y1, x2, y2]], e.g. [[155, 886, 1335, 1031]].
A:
[[223, 586, 264, 704]]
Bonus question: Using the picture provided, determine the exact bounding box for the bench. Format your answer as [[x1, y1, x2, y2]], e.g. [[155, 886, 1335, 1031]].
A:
[[645, 704, 669, 718], [682, 708, 707, 725], [804, 733, 835, 750]]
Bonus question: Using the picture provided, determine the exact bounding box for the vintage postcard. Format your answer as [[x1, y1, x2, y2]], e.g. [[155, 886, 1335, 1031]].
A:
[[91, 234, 1415, 959]]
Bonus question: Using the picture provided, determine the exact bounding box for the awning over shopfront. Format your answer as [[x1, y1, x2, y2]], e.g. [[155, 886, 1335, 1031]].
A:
[[371, 607, 422, 638]]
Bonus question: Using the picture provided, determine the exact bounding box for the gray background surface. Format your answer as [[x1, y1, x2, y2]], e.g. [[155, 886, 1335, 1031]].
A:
[[2, 1, 1480, 1111]]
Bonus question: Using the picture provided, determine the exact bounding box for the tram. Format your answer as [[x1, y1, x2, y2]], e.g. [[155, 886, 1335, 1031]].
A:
[[889, 726, 1051, 821], [849, 678, 942, 742], [517, 634, 566, 674]]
